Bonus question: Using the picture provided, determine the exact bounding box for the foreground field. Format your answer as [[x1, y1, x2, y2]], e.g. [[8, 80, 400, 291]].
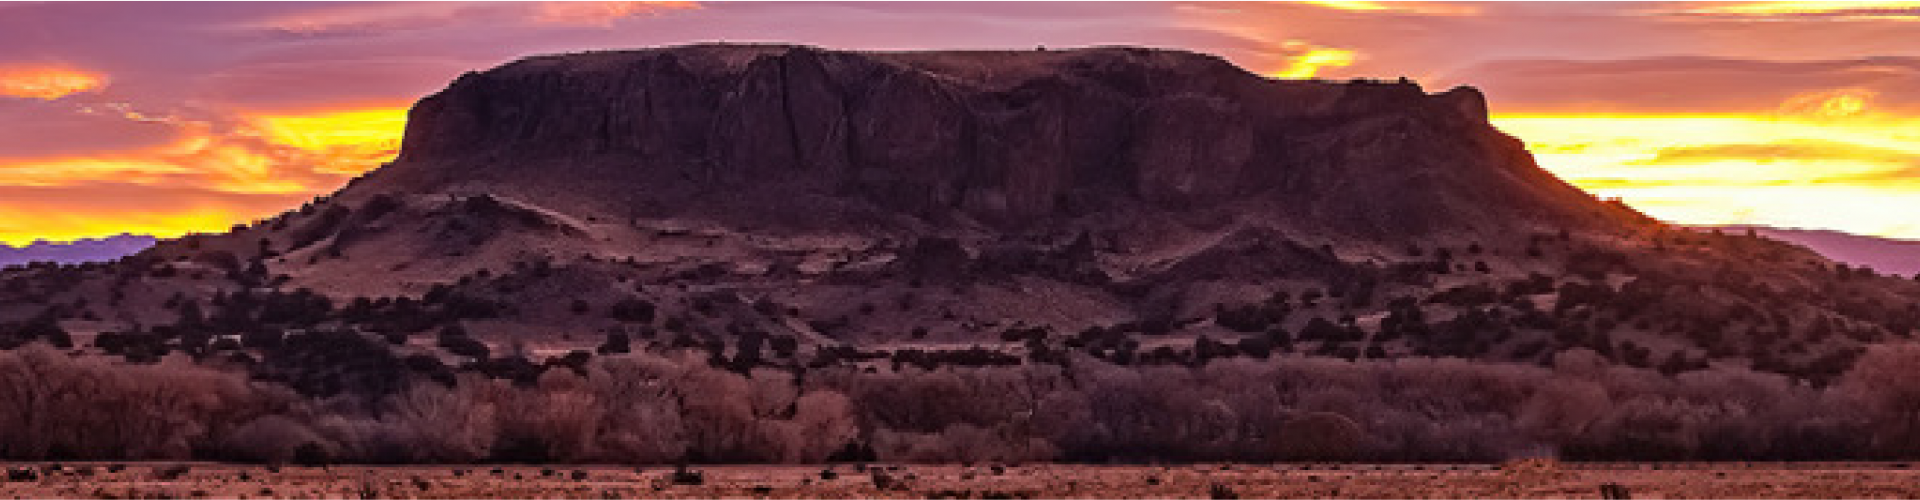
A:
[[6, 462, 1920, 499]]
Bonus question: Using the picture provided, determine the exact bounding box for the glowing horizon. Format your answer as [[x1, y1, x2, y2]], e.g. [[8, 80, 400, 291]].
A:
[[12, 101, 1920, 246], [1689, 0, 1920, 14], [0, 103, 406, 245]]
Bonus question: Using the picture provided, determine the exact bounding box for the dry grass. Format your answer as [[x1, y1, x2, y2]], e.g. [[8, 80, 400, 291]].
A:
[[6, 462, 1920, 499]]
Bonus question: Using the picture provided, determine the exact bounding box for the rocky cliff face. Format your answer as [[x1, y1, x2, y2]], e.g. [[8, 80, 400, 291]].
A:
[[379, 44, 1633, 238]]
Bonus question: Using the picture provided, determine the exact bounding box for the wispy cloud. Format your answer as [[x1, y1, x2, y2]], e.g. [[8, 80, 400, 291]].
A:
[[0, 65, 107, 100], [225, 1, 702, 35], [1631, 140, 1919, 169], [1294, 1, 1480, 16], [1271, 41, 1358, 78], [535, 1, 700, 27], [1659, 1, 1920, 21]]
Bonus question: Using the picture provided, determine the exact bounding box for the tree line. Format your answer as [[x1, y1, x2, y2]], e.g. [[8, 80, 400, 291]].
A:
[[4, 342, 1920, 464]]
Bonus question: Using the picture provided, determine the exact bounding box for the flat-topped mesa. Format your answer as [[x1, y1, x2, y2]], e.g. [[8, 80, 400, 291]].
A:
[[387, 43, 1627, 237]]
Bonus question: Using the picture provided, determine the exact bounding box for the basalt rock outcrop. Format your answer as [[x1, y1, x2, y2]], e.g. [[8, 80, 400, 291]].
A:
[[377, 44, 1638, 239]]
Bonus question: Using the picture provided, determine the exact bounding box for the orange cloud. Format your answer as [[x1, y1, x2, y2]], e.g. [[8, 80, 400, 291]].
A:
[[0, 103, 407, 244], [241, 105, 407, 175], [1692, 1, 1916, 13], [0, 65, 106, 100], [1630, 140, 1919, 169], [1271, 41, 1358, 79], [1665, 1, 1920, 20], [1492, 101, 1920, 239], [537, 1, 700, 26], [1779, 88, 1876, 119], [0, 125, 303, 195]]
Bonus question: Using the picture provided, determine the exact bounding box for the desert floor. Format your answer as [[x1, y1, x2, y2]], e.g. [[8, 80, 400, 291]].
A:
[[6, 461, 1920, 499]]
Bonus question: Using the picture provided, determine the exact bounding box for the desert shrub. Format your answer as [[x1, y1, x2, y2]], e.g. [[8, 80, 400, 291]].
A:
[[220, 415, 326, 464], [297, 376, 502, 463], [293, 442, 332, 467], [0, 346, 272, 460], [437, 329, 491, 360], [1215, 303, 1287, 333], [608, 298, 656, 323], [1837, 343, 1920, 457], [872, 423, 1056, 464], [1273, 411, 1363, 460]]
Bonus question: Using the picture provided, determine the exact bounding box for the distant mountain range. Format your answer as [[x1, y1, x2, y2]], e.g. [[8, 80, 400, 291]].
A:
[[9, 225, 1908, 279], [1710, 225, 1920, 278], [0, 234, 155, 268]]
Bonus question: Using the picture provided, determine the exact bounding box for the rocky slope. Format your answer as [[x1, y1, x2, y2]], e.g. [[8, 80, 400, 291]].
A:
[[201, 44, 1652, 301], [1713, 226, 1920, 277]]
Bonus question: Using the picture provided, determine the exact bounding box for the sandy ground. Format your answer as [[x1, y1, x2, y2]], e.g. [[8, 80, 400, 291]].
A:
[[6, 462, 1920, 499]]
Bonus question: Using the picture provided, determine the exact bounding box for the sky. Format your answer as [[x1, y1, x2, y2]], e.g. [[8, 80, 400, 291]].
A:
[[5, 1, 1920, 245]]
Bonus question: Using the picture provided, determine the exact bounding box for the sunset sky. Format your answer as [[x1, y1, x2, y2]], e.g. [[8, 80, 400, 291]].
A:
[[5, 1, 1920, 245]]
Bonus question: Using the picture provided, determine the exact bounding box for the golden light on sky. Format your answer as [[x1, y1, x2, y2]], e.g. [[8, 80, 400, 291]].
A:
[[1272, 42, 1358, 79], [1492, 90, 1920, 238], [0, 65, 106, 100], [0, 152, 192, 188], [0, 104, 406, 245], [3, 130, 298, 197], [0, 203, 259, 247], [1689, 0, 1920, 13], [1296, 1, 1480, 15], [243, 105, 408, 175], [1298, 1, 1398, 12]]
